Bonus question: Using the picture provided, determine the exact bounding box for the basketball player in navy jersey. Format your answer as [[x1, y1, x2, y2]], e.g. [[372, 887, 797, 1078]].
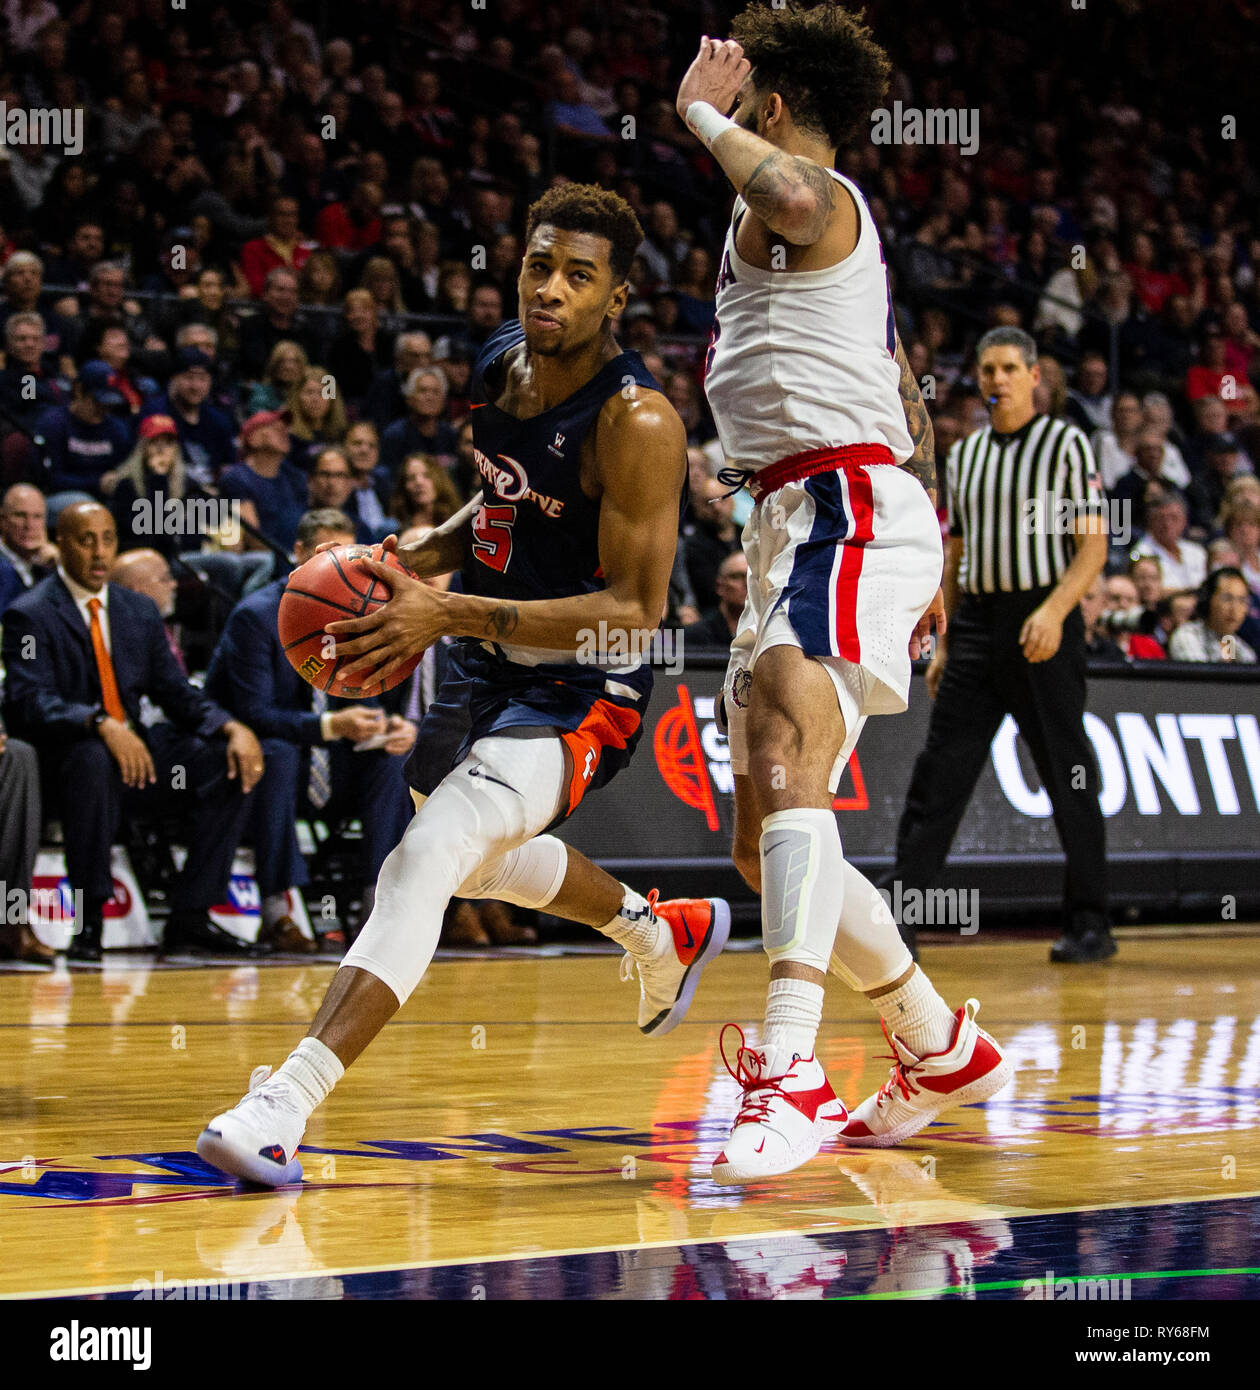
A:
[[673, 5, 1010, 1182], [197, 186, 731, 1187]]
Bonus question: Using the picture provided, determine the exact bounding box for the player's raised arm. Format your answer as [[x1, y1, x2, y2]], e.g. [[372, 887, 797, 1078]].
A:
[[676, 39, 835, 246]]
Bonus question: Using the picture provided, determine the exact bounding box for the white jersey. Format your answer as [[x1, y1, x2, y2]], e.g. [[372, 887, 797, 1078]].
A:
[[704, 168, 911, 472]]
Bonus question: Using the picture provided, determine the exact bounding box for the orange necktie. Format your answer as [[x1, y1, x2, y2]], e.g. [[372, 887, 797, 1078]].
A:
[[87, 597, 127, 723]]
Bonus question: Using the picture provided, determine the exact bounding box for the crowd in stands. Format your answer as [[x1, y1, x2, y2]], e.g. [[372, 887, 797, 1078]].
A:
[[0, 0, 1258, 960]]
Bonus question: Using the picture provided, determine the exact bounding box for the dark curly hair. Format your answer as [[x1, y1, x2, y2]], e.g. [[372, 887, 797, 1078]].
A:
[[730, 2, 891, 150], [524, 183, 644, 285]]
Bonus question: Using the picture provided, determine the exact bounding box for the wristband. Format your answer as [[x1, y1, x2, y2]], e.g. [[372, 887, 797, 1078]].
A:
[[685, 100, 736, 150]]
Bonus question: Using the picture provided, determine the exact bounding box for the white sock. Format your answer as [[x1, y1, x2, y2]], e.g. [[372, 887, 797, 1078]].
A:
[[262, 892, 291, 929], [875, 968, 956, 1057], [271, 1037, 345, 1121], [594, 887, 667, 960], [763, 977, 824, 1060]]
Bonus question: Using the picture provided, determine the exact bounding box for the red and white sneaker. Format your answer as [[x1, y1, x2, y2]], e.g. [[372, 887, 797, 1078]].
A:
[[842, 998, 1011, 1149], [711, 1025, 848, 1185], [622, 890, 730, 1036]]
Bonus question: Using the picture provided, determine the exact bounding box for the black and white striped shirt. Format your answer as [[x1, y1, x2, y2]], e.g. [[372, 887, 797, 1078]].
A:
[[945, 414, 1105, 594]]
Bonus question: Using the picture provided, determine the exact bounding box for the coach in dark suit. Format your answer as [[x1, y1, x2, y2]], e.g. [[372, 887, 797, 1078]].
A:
[[204, 509, 416, 946], [1, 502, 267, 961]]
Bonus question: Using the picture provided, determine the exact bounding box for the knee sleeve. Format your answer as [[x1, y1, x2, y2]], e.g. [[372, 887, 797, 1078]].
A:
[[342, 735, 567, 1004], [828, 861, 914, 993], [760, 808, 845, 972], [457, 834, 567, 908]]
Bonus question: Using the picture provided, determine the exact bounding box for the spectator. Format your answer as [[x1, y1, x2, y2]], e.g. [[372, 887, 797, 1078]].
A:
[[0, 251, 74, 360], [682, 550, 748, 649], [0, 311, 65, 445], [1168, 568, 1257, 662], [380, 368, 457, 476], [681, 472, 739, 613], [1129, 553, 1164, 608], [1112, 430, 1188, 532], [343, 421, 392, 533], [1187, 434, 1248, 536], [1220, 499, 1260, 595], [1131, 488, 1208, 591], [326, 289, 395, 410], [314, 180, 383, 253], [0, 482, 58, 611], [359, 254, 411, 319], [238, 267, 321, 382], [246, 339, 310, 415], [91, 323, 161, 420], [79, 261, 158, 354], [204, 508, 416, 951], [238, 194, 315, 298], [286, 366, 349, 468], [297, 248, 343, 308], [1080, 575, 1126, 663], [36, 361, 132, 500], [109, 547, 185, 672], [433, 339, 473, 418], [362, 330, 432, 433], [1, 501, 265, 960], [151, 347, 237, 488], [1090, 391, 1143, 490], [1060, 352, 1113, 437], [218, 410, 308, 555], [40, 218, 106, 291], [307, 446, 375, 542], [104, 414, 189, 559], [1102, 572, 1165, 660], [1153, 589, 1200, 653], [388, 452, 462, 530]]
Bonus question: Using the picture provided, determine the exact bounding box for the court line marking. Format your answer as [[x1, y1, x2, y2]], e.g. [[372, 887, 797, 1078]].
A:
[[8, 1188, 1260, 1301], [834, 1266, 1260, 1300]]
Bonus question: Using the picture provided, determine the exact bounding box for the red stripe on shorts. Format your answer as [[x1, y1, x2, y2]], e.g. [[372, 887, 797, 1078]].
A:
[[833, 467, 876, 662]]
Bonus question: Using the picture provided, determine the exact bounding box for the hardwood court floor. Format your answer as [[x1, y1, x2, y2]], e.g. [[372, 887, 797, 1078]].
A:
[[2, 934, 1259, 1299]]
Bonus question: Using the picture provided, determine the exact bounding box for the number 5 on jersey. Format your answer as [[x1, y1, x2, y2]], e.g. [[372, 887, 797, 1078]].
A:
[[472, 503, 517, 573]]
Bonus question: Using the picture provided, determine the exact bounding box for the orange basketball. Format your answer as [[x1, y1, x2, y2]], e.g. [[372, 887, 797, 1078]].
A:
[[278, 543, 422, 698]]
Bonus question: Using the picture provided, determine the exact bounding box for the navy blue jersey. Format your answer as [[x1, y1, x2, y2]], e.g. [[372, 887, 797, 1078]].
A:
[[461, 319, 670, 604]]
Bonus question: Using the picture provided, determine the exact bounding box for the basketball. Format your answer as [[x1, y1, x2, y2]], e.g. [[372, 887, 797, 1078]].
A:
[[278, 543, 422, 698]]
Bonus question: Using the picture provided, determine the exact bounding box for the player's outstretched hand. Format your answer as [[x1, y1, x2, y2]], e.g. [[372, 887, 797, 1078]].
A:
[[676, 36, 749, 123], [325, 557, 446, 685]]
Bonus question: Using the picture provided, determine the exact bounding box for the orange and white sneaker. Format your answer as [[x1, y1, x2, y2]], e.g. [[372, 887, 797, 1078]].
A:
[[711, 1025, 848, 1185], [842, 999, 1011, 1149], [622, 890, 730, 1036]]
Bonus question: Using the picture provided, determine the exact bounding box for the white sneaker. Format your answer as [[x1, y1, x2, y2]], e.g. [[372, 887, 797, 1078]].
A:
[[621, 891, 730, 1036], [842, 998, 1011, 1149], [712, 1026, 848, 1185], [196, 1065, 306, 1186]]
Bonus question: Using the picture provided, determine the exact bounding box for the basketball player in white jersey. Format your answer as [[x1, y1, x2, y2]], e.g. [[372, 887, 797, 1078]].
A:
[[676, 4, 1010, 1183]]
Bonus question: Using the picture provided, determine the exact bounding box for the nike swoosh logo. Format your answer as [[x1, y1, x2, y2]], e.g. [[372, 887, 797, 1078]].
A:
[[466, 766, 519, 794], [755, 1138, 766, 1153], [679, 911, 695, 951]]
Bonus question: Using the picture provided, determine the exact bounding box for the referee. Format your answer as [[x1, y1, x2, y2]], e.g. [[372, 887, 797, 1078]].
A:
[[883, 327, 1115, 963]]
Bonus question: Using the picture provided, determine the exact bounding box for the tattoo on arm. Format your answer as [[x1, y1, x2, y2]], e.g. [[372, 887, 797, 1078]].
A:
[[483, 604, 519, 641], [741, 152, 835, 242], [894, 337, 936, 502]]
